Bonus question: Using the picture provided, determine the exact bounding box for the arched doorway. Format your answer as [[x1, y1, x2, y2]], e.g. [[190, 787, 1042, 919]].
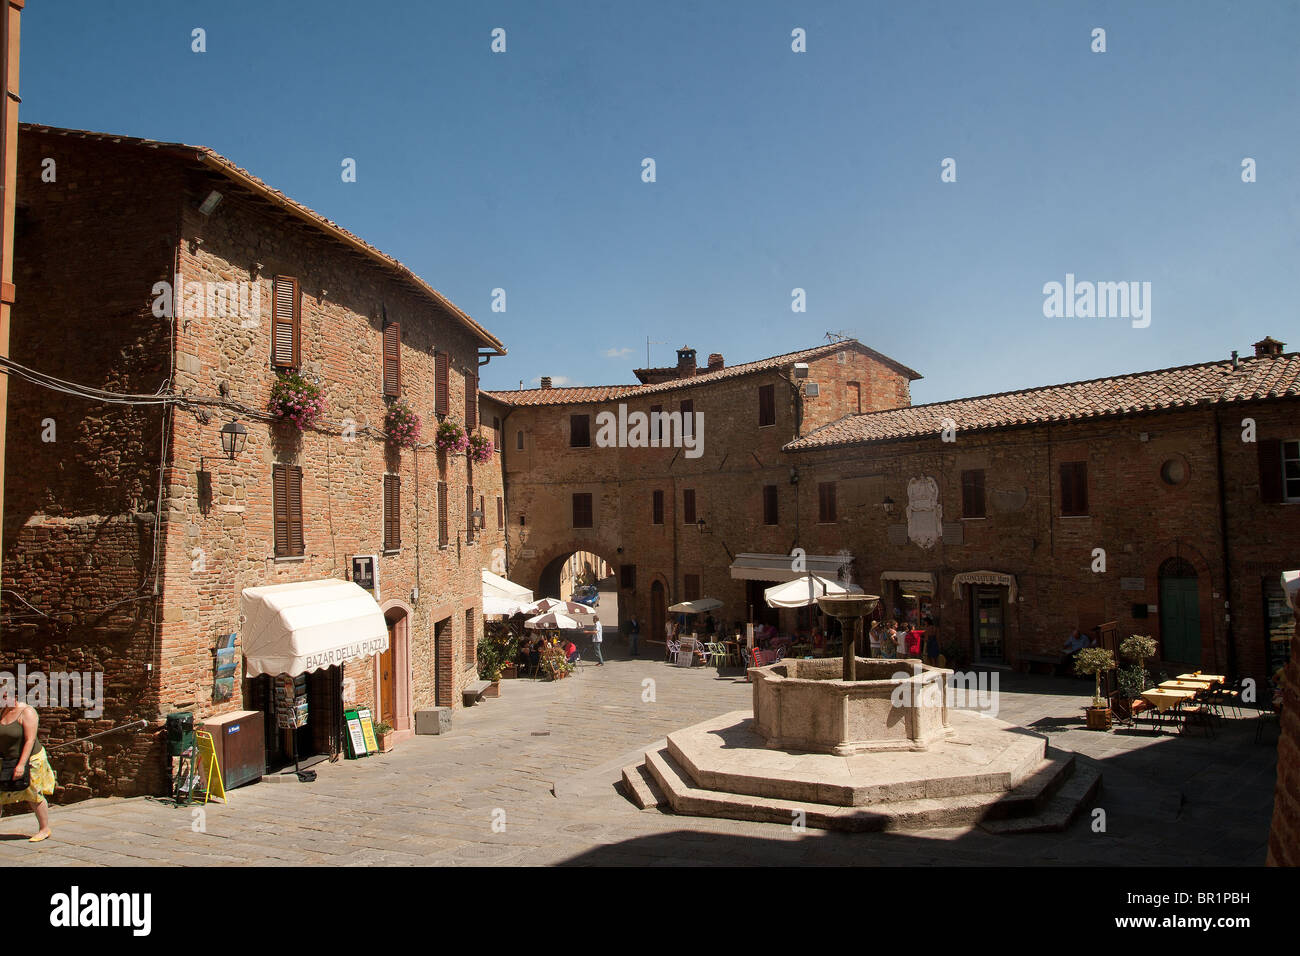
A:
[[377, 604, 413, 735], [650, 580, 667, 645], [1159, 557, 1201, 666], [536, 549, 619, 632]]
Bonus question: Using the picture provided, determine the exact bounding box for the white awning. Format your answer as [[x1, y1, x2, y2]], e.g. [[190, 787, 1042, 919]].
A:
[[879, 571, 936, 592], [951, 571, 1018, 603], [668, 598, 723, 614], [729, 552, 854, 583], [482, 569, 532, 603], [241, 579, 389, 678], [765, 574, 863, 609]]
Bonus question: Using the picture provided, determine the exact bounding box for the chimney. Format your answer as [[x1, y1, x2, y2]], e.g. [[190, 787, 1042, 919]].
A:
[[1253, 336, 1285, 358], [676, 347, 697, 379], [707, 352, 724, 372], [539, 376, 552, 389]]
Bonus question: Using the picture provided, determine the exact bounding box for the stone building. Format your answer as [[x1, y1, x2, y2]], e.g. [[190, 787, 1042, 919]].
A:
[[490, 338, 1298, 686], [1, 125, 506, 798]]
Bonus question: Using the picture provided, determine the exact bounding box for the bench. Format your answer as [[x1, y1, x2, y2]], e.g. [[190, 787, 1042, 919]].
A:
[[462, 680, 493, 706], [1017, 653, 1061, 675]]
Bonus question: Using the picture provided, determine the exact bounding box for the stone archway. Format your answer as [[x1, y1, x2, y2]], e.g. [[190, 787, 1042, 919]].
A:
[[1143, 541, 1218, 671]]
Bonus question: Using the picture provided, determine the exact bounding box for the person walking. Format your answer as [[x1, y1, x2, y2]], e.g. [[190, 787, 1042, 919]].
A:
[[628, 616, 640, 658], [0, 698, 55, 842], [592, 618, 605, 665]]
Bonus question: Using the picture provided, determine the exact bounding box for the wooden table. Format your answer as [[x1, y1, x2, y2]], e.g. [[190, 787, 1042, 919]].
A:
[[1159, 679, 1213, 692], [1140, 688, 1198, 734], [1177, 673, 1224, 684]]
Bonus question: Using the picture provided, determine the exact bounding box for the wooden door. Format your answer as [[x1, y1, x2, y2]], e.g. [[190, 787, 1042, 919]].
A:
[[379, 622, 396, 725], [1159, 565, 1201, 666], [650, 581, 666, 644]]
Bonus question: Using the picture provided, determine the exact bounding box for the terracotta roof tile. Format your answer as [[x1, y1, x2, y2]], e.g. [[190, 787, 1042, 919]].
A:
[[785, 353, 1300, 451], [485, 340, 921, 407]]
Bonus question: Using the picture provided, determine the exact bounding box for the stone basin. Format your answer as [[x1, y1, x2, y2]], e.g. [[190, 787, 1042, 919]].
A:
[[751, 657, 953, 755]]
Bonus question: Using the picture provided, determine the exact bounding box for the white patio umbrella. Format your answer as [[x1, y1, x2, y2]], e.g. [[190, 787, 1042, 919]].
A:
[[524, 610, 585, 630], [522, 597, 594, 619], [483, 593, 527, 617], [764, 574, 863, 609]]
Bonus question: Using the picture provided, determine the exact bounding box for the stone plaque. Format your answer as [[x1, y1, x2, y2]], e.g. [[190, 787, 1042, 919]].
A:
[[1120, 577, 1145, 591]]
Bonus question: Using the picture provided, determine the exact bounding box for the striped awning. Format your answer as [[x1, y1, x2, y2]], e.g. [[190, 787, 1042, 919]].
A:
[[951, 571, 1017, 603]]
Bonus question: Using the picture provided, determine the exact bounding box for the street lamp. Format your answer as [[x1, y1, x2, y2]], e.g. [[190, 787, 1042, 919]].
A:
[[219, 419, 248, 459]]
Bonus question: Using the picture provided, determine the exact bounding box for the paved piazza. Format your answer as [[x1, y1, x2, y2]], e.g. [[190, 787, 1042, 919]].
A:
[[0, 643, 1278, 866]]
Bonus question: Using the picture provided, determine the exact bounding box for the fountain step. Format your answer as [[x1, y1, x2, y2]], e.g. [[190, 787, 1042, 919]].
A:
[[662, 709, 1049, 807], [642, 745, 1086, 832], [619, 761, 668, 810], [979, 758, 1103, 834]]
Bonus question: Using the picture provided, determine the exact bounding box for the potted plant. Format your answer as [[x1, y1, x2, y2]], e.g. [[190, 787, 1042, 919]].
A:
[[468, 433, 495, 463], [1075, 646, 1116, 729], [435, 419, 468, 453], [1119, 633, 1157, 679], [373, 720, 395, 752], [384, 401, 421, 448], [268, 371, 326, 430]]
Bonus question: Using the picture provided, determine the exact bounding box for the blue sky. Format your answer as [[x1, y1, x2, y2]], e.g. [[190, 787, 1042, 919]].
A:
[[22, 1, 1300, 403]]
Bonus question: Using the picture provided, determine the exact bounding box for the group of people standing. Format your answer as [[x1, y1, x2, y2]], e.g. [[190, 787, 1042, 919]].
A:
[[868, 616, 940, 662]]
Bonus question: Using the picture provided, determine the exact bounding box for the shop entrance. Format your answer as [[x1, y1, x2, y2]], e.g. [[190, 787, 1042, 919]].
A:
[[972, 587, 1005, 663], [650, 580, 667, 644], [248, 666, 344, 773], [377, 605, 412, 732]]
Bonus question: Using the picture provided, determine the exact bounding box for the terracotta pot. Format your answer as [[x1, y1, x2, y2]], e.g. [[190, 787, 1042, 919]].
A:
[[376, 732, 394, 753], [484, 680, 501, 698]]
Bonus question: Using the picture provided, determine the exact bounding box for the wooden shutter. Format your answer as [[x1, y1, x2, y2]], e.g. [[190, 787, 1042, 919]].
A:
[[683, 489, 696, 525], [763, 484, 778, 525], [467, 483, 476, 543], [652, 489, 664, 525], [620, 565, 636, 590], [1259, 439, 1284, 503], [1060, 461, 1088, 516], [271, 276, 300, 369], [758, 384, 775, 426], [570, 414, 590, 447], [466, 371, 478, 428], [962, 469, 986, 519], [681, 399, 694, 440], [383, 322, 401, 397], [282, 465, 304, 556], [437, 481, 449, 546], [684, 574, 701, 602], [434, 352, 450, 416], [819, 482, 837, 523], [650, 405, 662, 442], [496, 496, 504, 529], [573, 493, 593, 528], [384, 475, 401, 550], [273, 464, 290, 556]]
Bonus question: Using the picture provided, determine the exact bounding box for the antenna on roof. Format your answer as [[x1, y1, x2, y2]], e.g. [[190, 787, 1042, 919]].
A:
[[825, 330, 852, 344], [647, 335, 668, 367]]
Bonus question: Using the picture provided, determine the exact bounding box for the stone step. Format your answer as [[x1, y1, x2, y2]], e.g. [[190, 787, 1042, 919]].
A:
[[619, 762, 668, 810], [979, 759, 1102, 834], [642, 745, 1084, 833], [664, 725, 1048, 808]]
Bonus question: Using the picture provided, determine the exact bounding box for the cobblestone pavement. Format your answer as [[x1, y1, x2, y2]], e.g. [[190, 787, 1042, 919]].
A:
[[0, 645, 1278, 866]]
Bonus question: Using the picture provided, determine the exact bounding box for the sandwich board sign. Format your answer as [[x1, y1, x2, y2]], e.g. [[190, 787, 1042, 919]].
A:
[[357, 707, 379, 754], [344, 710, 369, 759]]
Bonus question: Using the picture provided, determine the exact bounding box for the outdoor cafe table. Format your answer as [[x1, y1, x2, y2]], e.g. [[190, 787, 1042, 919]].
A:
[[1141, 688, 1197, 712], [1159, 679, 1213, 692], [1177, 673, 1224, 684]]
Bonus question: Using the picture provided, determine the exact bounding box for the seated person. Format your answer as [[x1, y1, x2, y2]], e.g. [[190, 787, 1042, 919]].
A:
[[526, 639, 541, 671], [564, 639, 580, 664], [1059, 627, 1090, 674]]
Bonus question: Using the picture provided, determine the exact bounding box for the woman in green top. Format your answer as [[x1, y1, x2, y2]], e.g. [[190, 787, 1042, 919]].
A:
[[0, 700, 55, 842]]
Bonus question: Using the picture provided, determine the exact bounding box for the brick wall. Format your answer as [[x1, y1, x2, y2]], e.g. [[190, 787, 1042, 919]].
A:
[[1267, 600, 1299, 865], [3, 129, 499, 799]]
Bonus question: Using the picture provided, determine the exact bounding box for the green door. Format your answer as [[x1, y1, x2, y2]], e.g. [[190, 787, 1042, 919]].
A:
[[1159, 572, 1201, 665]]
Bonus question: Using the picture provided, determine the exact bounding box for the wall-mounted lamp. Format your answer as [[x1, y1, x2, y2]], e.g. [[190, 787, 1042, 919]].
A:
[[219, 419, 248, 459], [198, 190, 223, 216], [471, 509, 485, 530]]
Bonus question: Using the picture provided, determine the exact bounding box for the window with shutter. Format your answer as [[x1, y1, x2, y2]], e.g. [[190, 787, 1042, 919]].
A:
[[1060, 461, 1088, 516], [516, 429, 524, 451], [1259, 438, 1285, 502], [383, 322, 401, 397], [681, 399, 694, 440], [818, 482, 837, 523], [271, 276, 300, 370], [466, 372, 477, 428], [383, 474, 401, 551], [496, 496, 504, 529], [650, 405, 662, 442], [684, 574, 701, 602], [573, 493, 593, 528], [620, 564, 636, 590], [437, 481, 449, 546], [273, 463, 305, 557], [683, 489, 696, 525], [434, 351, 450, 416], [570, 414, 591, 448], [763, 484, 778, 525], [467, 481, 476, 544], [1283, 440, 1300, 501], [847, 381, 862, 414], [652, 489, 664, 525], [961, 469, 986, 519], [758, 384, 775, 427]]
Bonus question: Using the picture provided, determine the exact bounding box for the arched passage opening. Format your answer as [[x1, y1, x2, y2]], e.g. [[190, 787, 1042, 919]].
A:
[[536, 549, 620, 634]]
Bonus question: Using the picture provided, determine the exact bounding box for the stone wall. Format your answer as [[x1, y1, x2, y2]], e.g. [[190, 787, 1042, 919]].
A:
[[1267, 599, 1298, 865]]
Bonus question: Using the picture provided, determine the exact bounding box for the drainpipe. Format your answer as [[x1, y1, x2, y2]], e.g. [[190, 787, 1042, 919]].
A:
[[1213, 405, 1236, 677]]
